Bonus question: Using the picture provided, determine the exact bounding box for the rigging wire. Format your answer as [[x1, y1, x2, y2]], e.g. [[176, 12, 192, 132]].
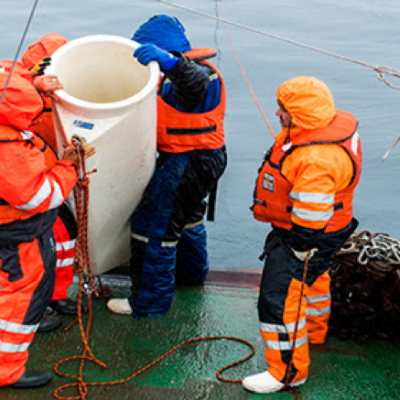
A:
[[0, 0, 40, 106], [216, 0, 276, 138], [158, 0, 400, 90]]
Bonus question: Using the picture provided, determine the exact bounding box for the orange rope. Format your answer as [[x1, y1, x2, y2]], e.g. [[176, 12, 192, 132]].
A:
[[53, 137, 256, 400], [54, 335, 255, 399], [283, 254, 310, 389], [216, 0, 276, 139], [54, 138, 105, 399]]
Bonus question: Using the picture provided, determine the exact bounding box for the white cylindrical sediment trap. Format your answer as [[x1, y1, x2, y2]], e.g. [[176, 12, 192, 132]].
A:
[[47, 35, 159, 275]]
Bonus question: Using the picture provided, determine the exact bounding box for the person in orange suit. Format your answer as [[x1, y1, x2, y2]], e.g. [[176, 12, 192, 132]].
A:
[[0, 72, 83, 389], [243, 76, 362, 393], [21, 33, 80, 317]]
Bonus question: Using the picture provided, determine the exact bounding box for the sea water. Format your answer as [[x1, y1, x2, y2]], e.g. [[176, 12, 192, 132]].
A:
[[2, 0, 400, 269]]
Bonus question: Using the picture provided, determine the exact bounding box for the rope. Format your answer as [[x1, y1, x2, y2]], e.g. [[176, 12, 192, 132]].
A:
[[53, 137, 255, 400], [54, 137, 105, 400], [0, 0, 40, 106], [283, 251, 313, 389], [158, 0, 400, 90], [216, 0, 276, 139], [54, 335, 255, 399]]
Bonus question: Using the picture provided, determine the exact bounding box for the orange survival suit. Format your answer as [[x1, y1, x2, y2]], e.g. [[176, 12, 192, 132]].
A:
[[19, 33, 77, 302], [0, 73, 77, 386], [252, 76, 362, 386]]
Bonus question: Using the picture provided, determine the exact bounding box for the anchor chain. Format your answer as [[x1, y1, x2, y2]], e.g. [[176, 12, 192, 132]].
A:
[[329, 230, 400, 343]]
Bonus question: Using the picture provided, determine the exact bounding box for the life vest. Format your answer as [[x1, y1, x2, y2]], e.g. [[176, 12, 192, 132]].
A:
[[252, 110, 362, 233], [156, 48, 226, 152], [0, 126, 58, 225]]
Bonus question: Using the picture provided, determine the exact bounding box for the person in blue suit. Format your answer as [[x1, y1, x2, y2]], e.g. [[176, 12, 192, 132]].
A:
[[107, 15, 227, 318]]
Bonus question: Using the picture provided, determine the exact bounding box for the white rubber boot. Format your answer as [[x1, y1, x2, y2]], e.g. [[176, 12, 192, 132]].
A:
[[242, 370, 306, 393], [107, 298, 132, 315], [242, 371, 284, 393]]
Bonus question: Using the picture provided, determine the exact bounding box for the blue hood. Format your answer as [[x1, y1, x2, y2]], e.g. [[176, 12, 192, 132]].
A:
[[132, 14, 192, 53]]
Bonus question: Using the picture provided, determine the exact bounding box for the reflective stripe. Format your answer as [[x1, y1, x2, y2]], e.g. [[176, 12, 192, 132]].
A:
[[56, 240, 76, 251], [306, 305, 331, 316], [184, 219, 204, 229], [0, 340, 31, 353], [261, 318, 306, 334], [0, 319, 39, 335], [56, 257, 75, 267], [15, 178, 52, 210], [292, 207, 333, 221], [351, 131, 359, 155], [161, 240, 178, 247], [264, 333, 308, 351], [49, 181, 64, 209], [21, 130, 34, 140], [131, 233, 149, 243], [290, 192, 334, 205], [305, 293, 331, 304]]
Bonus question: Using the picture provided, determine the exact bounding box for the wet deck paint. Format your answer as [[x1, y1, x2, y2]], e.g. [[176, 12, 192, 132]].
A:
[[1, 272, 399, 399]]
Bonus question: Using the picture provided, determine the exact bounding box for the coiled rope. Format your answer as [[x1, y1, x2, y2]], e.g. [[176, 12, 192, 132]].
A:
[[158, 0, 400, 90], [53, 137, 255, 400], [55, 335, 255, 400]]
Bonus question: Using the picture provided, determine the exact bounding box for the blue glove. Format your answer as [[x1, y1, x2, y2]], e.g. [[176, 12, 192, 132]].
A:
[[133, 44, 179, 71]]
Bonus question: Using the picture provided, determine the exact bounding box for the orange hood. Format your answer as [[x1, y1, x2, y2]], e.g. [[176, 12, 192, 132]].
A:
[[0, 72, 43, 131], [276, 76, 335, 138], [21, 33, 68, 70]]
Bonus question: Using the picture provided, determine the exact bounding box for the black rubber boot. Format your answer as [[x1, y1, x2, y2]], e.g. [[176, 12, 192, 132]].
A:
[[37, 314, 62, 333], [50, 299, 78, 315], [5, 369, 52, 389]]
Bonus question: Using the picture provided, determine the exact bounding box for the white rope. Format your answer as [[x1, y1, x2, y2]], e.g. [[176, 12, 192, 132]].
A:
[[158, 0, 400, 90]]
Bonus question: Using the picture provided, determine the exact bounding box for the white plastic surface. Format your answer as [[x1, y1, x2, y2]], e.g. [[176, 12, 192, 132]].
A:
[[47, 35, 159, 275]]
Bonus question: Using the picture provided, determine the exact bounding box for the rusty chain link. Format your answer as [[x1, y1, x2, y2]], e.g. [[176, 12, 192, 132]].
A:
[[337, 230, 400, 273], [329, 230, 400, 342]]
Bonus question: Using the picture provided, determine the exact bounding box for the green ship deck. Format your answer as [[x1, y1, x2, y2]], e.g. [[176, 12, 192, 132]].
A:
[[2, 268, 399, 400]]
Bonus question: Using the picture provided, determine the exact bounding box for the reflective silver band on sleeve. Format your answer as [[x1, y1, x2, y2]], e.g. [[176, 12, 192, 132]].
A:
[[292, 207, 334, 221], [290, 191, 334, 205], [48, 180, 64, 209], [15, 178, 52, 210]]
